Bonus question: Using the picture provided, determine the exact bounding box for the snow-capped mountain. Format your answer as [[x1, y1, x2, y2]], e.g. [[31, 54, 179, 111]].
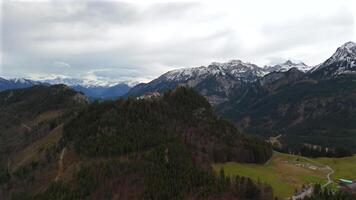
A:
[[37, 76, 138, 99], [162, 60, 266, 82], [130, 59, 309, 99], [264, 60, 312, 73], [127, 60, 269, 105], [0, 76, 136, 99], [0, 77, 42, 91], [324, 41, 356, 66], [34, 76, 138, 88], [312, 41, 356, 77]]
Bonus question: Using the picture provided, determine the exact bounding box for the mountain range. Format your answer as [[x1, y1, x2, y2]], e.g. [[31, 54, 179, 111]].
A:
[[0, 77, 134, 99], [0, 85, 273, 200], [127, 42, 356, 100], [1, 41, 356, 200], [126, 41, 356, 152], [126, 59, 314, 105], [1, 41, 356, 152]]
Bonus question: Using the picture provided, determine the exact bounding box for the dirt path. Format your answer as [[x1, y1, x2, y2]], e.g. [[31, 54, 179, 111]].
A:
[[301, 156, 334, 187], [21, 123, 31, 131], [322, 165, 334, 187], [288, 156, 335, 199], [55, 147, 67, 181]]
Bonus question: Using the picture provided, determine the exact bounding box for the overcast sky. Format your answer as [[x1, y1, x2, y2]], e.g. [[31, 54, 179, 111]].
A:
[[1, 0, 355, 82]]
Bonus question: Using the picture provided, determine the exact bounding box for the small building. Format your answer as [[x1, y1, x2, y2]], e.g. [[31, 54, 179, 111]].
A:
[[339, 179, 353, 185]]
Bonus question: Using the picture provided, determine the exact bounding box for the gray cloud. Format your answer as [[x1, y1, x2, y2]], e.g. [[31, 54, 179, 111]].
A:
[[1, 0, 355, 82], [261, 11, 353, 51]]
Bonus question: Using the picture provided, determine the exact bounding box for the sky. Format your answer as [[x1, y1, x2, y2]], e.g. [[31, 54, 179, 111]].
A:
[[1, 0, 356, 83]]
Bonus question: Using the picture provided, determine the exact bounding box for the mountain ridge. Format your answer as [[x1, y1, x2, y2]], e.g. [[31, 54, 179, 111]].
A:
[[0, 77, 135, 99], [127, 41, 356, 97], [125, 41, 356, 152], [311, 41, 356, 78], [0, 85, 273, 200]]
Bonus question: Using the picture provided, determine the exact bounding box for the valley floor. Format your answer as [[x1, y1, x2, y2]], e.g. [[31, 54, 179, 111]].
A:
[[213, 151, 356, 198]]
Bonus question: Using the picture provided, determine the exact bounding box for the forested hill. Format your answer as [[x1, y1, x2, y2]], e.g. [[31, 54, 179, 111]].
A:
[[63, 86, 272, 164], [0, 85, 88, 166], [1, 86, 273, 200], [218, 74, 356, 153]]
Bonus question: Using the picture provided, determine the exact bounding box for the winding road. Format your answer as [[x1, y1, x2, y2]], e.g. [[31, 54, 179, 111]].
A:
[[289, 157, 335, 200], [322, 165, 334, 188]]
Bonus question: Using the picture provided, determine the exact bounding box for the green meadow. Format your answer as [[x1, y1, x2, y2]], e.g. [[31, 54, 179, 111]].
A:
[[213, 152, 356, 198]]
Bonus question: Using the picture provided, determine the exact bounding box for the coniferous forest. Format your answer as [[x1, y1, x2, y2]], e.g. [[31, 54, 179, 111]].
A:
[[1, 86, 273, 200]]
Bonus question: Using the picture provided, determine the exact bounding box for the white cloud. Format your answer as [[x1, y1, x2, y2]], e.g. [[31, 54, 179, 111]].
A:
[[1, 0, 355, 82]]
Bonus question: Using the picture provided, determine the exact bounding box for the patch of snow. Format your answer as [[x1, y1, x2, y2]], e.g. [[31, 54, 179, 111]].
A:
[[264, 60, 312, 73], [326, 41, 356, 65], [161, 59, 266, 82], [27, 74, 138, 88], [313, 41, 356, 74]]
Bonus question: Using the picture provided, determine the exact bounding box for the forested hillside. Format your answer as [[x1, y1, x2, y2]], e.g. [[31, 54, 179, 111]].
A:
[[124, 42, 356, 155], [218, 74, 356, 153], [0, 86, 273, 200], [63, 87, 271, 164], [0, 85, 88, 166]]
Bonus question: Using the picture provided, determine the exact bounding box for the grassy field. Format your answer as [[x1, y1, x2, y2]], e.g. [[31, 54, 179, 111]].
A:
[[213, 152, 356, 198], [313, 156, 356, 181]]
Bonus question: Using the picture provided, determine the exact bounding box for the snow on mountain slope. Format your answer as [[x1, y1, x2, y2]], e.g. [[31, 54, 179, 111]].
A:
[[38, 77, 137, 98], [264, 60, 312, 73], [0, 78, 41, 91], [0, 76, 136, 99], [161, 60, 266, 82], [328, 41, 356, 64], [126, 59, 269, 106], [36, 76, 136, 88], [312, 41, 356, 77]]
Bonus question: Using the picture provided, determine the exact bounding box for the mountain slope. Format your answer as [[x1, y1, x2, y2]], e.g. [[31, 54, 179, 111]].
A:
[[264, 60, 312, 73], [126, 41, 356, 153], [216, 42, 356, 152], [127, 60, 267, 105], [0, 85, 88, 200], [71, 83, 131, 99], [0, 77, 133, 99], [0, 84, 88, 165], [0, 78, 41, 91], [0, 86, 273, 200], [311, 41, 356, 78]]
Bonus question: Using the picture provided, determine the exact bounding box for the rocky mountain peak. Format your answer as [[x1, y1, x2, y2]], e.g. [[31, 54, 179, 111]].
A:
[[283, 60, 294, 65], [312, 41, 356, 77], [160, 59, 266, 83], [330, 41, 356, 61], [264, 60, 311, 73], [340, 41, 356, 50]]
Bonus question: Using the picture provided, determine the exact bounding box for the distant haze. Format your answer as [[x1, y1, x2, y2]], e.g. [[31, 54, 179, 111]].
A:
[[1, 0, 355, 83]]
